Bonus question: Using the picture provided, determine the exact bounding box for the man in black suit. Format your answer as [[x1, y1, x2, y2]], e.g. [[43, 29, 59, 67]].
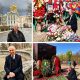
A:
[[4, 46, 24, 80], [68, 67, 78, 80], [7, 23, 25, 42], [64, 9, 77, 33]]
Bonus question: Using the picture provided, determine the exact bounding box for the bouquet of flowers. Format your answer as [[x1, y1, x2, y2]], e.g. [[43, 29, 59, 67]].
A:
[[47, 25, 80, 42], [48, 75, 68, 80], [41, 59, 52, 77]]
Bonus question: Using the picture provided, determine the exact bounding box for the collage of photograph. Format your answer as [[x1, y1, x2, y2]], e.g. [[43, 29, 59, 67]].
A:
[[0, 0, 80, 80]]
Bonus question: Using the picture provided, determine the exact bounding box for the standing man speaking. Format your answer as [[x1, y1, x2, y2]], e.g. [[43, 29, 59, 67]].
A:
[[4, 46, 24, 80]]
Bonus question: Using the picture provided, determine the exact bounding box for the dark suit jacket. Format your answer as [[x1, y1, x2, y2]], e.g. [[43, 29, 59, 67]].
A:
[[68, 68, 78, 80], [4, 54, 23, 76], [64, 14, 77, 31], [7, 30, 26, 42]]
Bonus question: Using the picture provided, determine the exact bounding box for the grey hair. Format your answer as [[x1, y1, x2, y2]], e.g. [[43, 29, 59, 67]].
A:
[[8, 45, 16, 51]]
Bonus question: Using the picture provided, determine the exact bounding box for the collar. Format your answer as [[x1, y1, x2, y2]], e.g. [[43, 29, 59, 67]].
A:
[[13, 55, 15, 59], [11, 54, 15, 59]]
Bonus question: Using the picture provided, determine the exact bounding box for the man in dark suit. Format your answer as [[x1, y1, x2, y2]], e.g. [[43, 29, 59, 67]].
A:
[[7, 23, 25, 42], [64, 9, 77, 33], [4, 46, 24, 80], [68, 67, 78, 80]]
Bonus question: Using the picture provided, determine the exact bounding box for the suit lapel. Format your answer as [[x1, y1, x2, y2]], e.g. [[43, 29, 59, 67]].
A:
[[15, 54, 17, 66], [9, 55, 11, 69], [12, 30, 20, 41]]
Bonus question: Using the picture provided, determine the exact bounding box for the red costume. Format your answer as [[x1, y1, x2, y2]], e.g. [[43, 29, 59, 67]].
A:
[[33, 0, 46, 18], [53, 0, 59, 10], [34, 5, 46, 18], [53, 0, 63, 9], [33, 60, 42, 76], [53, 56, 61, 75]]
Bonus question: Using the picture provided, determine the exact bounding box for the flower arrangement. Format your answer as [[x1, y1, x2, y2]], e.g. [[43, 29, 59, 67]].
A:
[[47, 25, 80, 42], [48, 75, 68, 80], [41, 59, 52, 77]]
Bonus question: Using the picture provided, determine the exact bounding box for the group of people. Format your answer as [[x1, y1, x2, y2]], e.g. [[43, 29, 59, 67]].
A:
[[33, 55, 79, 80], [33, 56, 61, 77], [34, 8, 79, 41], [48, 9, 77, 33]]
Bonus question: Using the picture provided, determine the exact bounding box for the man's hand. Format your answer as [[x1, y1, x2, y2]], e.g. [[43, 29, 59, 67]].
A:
[[7, 75, 10, 79], [9, 72, 15, 78]]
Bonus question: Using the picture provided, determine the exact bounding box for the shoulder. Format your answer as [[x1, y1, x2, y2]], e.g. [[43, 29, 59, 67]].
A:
[[6, 55, 10, 59], [16, 54, 22, 61], [8, 30, 14, 35], [16, 54, 21, 58], [72, 14, 77, 18], [18, 30, 23, 34], [71, 68, 76, 73]]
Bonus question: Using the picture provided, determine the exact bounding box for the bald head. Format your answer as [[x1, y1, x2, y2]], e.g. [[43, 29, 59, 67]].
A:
[[69, 9, 73, 15], [8, 46, 16, 55], [13, 23, 19, 32]]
